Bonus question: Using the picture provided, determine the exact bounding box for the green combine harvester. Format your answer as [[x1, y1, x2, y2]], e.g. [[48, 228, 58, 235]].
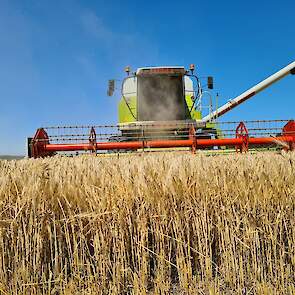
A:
[[27, 61, 295, 158], [107, 61, 294, 142]]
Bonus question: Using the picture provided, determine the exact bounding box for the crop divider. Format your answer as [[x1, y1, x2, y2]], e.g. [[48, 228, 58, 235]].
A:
[[235, 122, 249, 153]]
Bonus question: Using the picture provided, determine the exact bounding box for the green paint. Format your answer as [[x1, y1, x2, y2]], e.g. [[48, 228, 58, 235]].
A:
[[118, 96, 137, 123]]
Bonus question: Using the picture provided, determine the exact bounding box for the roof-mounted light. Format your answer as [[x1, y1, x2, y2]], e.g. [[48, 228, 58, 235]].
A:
[[125, 66, 131, 76], [189, 64, 195, 74]]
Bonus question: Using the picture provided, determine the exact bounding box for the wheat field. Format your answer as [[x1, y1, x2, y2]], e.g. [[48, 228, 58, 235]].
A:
[[0, 152, 294, 294]]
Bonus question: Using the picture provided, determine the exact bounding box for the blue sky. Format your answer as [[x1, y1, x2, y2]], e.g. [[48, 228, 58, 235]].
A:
[[0, 0, 294, 155]]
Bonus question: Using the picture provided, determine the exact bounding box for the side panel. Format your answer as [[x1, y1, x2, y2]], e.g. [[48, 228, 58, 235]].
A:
[[184, 76, 202, 120], [118, 96, 137, 123], [118, 76, 137, 124], [185, 95, 202, 120]]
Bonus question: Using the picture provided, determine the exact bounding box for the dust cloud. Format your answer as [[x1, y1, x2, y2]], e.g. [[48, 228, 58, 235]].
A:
[[137, 75, 188, 122]]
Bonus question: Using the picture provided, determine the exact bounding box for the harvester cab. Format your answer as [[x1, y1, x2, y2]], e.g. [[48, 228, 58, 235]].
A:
[[108, 65, 216, 140]]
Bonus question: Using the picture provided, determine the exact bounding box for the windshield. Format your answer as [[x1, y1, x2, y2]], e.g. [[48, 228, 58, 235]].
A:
[[137, 75, 188, 121]]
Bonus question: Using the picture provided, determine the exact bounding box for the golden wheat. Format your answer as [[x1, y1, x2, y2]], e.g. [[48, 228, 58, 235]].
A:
[[0, 152, 294, 294]]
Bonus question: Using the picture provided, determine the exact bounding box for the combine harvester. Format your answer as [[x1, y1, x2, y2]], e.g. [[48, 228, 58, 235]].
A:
[[28, 61, 295, 158]]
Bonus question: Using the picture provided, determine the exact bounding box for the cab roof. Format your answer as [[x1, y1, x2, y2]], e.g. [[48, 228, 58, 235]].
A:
[[136, 66, 185, 75]]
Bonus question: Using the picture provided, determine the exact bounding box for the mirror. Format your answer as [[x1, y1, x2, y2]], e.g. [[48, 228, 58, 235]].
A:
[[107, 80, 115, 96], [207, 76, 214, 89]]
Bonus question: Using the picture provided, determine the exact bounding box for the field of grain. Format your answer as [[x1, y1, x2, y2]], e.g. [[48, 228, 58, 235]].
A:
[[0, 152, 294, 294]]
